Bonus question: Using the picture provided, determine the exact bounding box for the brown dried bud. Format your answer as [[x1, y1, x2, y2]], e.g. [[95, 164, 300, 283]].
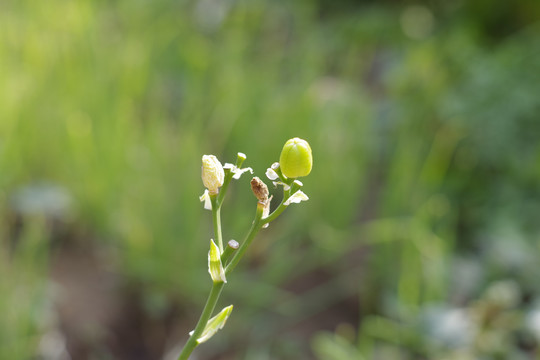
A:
[[250, 177, 269, 203]]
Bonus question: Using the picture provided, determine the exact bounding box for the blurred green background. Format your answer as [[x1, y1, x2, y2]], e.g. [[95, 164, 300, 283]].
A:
[[1, 0, 540, 359]]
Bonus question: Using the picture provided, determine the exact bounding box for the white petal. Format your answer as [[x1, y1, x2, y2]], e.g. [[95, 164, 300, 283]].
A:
[[272, 181, 290, 191], [223, 163, 253, 180], [232, 167, 253, 180], [266, 168, 279, 180], [199, 189, 212, 210], [284, 190, 309, 206], [261, 196, 272, 229]]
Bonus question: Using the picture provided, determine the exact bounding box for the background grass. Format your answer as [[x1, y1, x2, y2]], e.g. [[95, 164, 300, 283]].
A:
[[1, 0, 540, 359]]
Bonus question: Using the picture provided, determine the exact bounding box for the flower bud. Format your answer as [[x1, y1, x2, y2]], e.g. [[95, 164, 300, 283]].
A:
[[279, 137, 312, 178], [202, 155, 224, 195]]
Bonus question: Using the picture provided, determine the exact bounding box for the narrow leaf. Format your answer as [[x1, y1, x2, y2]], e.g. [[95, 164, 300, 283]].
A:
[[190, 305, 234, 344], [208, 239, 226, 283]]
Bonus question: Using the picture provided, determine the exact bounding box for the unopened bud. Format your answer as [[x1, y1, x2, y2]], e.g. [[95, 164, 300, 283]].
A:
[[202, 155, 224, 195], [237, 152, 247, 163], [279, 137, 313, 178], [227, 239, 239, 250]]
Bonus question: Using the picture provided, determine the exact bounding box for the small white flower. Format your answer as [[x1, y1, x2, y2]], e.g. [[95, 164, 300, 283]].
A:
[[284, 190, 309, 206], [199, 189, 212, 210], [224, 163, 253, 180]]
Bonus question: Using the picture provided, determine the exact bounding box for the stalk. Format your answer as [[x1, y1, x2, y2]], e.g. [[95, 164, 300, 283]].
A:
[[177, 282, 225, 360]]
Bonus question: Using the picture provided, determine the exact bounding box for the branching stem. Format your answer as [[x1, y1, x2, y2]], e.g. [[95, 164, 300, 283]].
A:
[[178, 161, 297, 360]]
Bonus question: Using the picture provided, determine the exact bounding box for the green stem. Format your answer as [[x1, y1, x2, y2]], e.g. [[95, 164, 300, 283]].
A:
[[221, 240, 239, 265], [217, 153, 245, 207], [262, 202, 287, 225], [262, 180, 299, 225], [225, 204, 264, 275], [178, 203, 263, 359], [179, 154, 259, 359], [210, 195, 223, 252], [177, 282, 225, 360], [217, 172, 233, 208]]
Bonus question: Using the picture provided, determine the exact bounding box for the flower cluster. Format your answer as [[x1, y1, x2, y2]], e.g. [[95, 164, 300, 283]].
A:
[[199, 153, 253, 210], [180, 138, 313, 360]]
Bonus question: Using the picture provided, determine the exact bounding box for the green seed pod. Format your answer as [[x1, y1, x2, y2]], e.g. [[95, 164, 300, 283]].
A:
[[279, 138, 313, 178]]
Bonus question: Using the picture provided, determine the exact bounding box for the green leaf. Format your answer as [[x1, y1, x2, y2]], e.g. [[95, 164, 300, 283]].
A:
[[208, 239, 226, 283], [190, 305, 234, 344]]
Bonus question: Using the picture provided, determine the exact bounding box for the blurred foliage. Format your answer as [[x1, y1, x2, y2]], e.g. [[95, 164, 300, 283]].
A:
[[1, 0, 540, 359], [0, 215, 50, 359]]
